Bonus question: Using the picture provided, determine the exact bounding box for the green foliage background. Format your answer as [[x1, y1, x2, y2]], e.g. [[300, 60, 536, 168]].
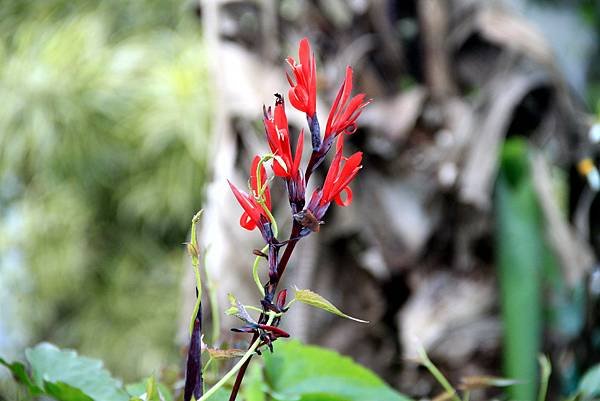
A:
[[0, 0, 212, 380]]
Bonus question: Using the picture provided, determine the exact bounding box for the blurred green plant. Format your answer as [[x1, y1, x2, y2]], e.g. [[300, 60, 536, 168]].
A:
[[495, 138, 544, 401], [0, 0, 212, 381], [494, 138, 593, 399]]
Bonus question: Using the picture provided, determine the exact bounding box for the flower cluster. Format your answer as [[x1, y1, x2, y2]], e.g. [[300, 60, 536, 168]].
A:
[[229, 37, 369, 242], [224, 37, 369, 400]]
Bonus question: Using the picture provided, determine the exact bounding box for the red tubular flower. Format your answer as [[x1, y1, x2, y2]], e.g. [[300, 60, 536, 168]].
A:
[[323, 66, 370, 143], [301, 135, 362, 231], [263, 96, 304, 179], [286, 38, 317, 118], [228, 156, 272, 231], [320, 136, 362, 207]]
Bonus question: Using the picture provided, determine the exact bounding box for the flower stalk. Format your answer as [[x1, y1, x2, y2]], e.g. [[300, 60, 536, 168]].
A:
[[184, 38, 370, 401]]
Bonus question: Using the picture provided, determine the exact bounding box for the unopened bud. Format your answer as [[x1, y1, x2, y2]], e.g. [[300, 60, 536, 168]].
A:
[[253, 249, 268, 258], [276, 289, 288, 310], [186, 243, 199, 260], [293, 210, 321, 232]]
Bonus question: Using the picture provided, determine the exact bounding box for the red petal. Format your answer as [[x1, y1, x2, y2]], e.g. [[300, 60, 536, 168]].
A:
[[334, 186, 353, 207], [274, 102, 289, 136], [240, 212, 257, 230], [229, 180, 261, 227], [288, 89, 305, 113], [325, 68, 351, 140], [309, 52, 317, 116], [299, 38, 311, 80], [272, 160, 289, 177], [334, 151, 363, 192], [293, 128, 304, 174], [322, 149, 343, 203], [335, 133, 344, 154], [338, 94, 366, 128]]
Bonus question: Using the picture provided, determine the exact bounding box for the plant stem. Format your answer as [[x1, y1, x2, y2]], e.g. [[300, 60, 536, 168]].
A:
[[200, 314, 274, 401], [275, 222, 300, 280], [416, 344, 461, 401], [252, 245, 268, 297], [229, 223, 300, 401], [227, 339, 256, 401], [537, 355, 551, 401]]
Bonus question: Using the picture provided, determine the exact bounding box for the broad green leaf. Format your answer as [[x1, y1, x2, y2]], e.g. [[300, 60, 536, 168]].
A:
[[25, 343, 129, 401], [242, 363, 266, 401], [578, 364, 600, 399], [201, 387, 230, 401], [263, 340, 411, 401], [293, 289, 369, 323]]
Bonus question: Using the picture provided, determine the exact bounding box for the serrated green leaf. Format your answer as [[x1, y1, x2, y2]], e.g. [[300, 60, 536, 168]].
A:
[[293, 289, 368, 323], [25, 343, 129, 401], [578, 364, 600, 399], [263, 340, 411, 401]]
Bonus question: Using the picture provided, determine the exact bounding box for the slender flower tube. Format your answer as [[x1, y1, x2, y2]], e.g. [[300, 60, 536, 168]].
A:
[[302, 136, 362, 231], [263, 95, 304, 179], [286, 38, 321, 150], [264, 95, 306, 211], [304, 67, 369, 177], [228, 156, 274, 242], [323, 66, 370, 147]]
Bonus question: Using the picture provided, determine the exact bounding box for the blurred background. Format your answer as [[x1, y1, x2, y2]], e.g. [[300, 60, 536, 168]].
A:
[[1, 0, 599, 400]]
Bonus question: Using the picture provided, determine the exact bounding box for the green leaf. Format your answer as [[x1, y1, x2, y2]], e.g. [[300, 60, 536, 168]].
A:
[[126, 380, 173, 401], [263, 340, 411, 401], [145, 376, 159, 401], [293, 289, 369, 323], [44, 381, 94, 401], [0, 357, 43, 395], [25, 343, 129, 401], [243, 363, 266, 401], [538, 355, 552, 401], [200, 387, 230, 401], [495, 139, 543, 401], [578, 364, 600, 399]]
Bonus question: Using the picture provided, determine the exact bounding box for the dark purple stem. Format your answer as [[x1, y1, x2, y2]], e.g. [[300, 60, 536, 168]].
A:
[[228, 222, 301, 401], [184, 304, 203, 401]]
